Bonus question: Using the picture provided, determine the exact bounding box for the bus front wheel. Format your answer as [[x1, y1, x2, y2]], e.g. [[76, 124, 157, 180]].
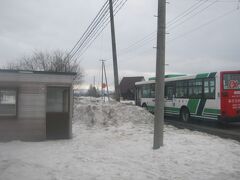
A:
[[180, 107, 190, 122]]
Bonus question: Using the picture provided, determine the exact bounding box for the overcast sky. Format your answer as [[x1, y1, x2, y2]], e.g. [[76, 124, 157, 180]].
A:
[[0, 0, 240, 89]]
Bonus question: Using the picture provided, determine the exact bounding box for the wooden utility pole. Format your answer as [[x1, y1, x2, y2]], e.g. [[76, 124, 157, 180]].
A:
[[103, 62, 110, 101], [101, 60, 104, 99], [153, 0, 166, 149], [100, 60, 110, 101], [109, 0, 120, 101]]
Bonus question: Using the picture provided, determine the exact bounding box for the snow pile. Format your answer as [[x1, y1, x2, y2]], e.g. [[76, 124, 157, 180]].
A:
[[73, 97, 153, 127], [0, 97, 240, 180]]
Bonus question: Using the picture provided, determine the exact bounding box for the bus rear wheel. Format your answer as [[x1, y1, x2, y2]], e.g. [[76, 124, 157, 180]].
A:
[[142, 103, 148, 111], [180, 108, 190, 122]]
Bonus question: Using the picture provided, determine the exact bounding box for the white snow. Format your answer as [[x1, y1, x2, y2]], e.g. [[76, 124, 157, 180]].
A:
[[0, 97, 240, 180]]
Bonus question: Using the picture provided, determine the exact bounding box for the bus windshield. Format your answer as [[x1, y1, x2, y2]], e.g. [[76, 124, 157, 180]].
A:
[[223, 73, 240, 90]]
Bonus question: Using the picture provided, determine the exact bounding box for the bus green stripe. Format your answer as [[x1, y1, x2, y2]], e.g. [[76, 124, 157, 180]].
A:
[[208, 72, 217, 78], [187, 99, 200, 114], [203, 114, 218, 119], [197, 99, 207, 116], [203, 112, 218, 117], [165, 111, 179, 115], [204, 108, 220, 115], [196, 73, 209, 79], [165, 110, 179, 113], [203, 115, 218, 120], [192, 114, 218, 120], [147, 106, 155, 112], [165, 107, 179, 112]]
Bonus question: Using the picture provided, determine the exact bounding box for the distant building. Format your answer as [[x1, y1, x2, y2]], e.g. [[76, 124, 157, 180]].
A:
[[120, 76, 145, 100], [0, 69, 76, 141]]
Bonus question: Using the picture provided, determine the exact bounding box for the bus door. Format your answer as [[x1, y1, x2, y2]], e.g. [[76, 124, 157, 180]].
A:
[[221, 71, 240, 119], [135, 86, 142, 106], [165, 82, 175, 108]]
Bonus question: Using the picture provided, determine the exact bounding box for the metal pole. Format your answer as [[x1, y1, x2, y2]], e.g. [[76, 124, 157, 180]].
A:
[[153, 0, 166, 149], [101, 60, 104, 99], [109, 0, 120, 102], [103, 61, 110, 101]]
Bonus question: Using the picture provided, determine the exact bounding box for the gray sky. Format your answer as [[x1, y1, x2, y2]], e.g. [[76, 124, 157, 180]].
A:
[[0, 0, 240, 89]]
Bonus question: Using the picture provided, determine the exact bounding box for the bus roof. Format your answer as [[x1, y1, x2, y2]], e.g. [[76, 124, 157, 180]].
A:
[[135, 72, 218, 86], [148, 74, 186, 80]]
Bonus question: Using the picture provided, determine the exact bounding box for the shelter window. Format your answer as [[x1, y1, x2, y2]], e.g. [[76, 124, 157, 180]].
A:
[[0, 88, 17, 117], [47, 87, 69, 113]]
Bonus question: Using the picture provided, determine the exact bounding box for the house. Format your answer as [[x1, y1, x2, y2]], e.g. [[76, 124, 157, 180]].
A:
[[0, 69, 76, 141], [120, 76, 145, 100]]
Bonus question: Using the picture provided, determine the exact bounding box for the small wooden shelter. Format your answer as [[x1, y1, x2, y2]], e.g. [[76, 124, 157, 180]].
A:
[[0, 69, 76, 141]]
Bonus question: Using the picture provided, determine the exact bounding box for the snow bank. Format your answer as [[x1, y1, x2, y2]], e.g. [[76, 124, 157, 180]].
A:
[[73, 97, 153, 127], [0, 97, 240, 180]]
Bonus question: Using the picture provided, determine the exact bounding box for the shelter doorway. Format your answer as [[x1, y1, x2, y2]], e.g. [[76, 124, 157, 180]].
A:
[[46, 87, 70, 139]]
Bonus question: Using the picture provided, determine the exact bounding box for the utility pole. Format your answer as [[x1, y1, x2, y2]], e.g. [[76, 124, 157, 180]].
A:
[[101, 60, 104, 100], [153, 0, 166, 149], [103, 62, 110, 101], [109, 0, 120, 101], [100, 60, 110, 102]]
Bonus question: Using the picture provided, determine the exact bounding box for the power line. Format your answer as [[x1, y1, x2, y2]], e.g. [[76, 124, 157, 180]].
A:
[[118, 0, 236, 57], [168, 0, 218, 31], [77, 0, 124, 55], [168, 8, 238, 42], [119, 8, 238, 62], [67, 0, 121, 61], [167, 0, 208, 27], [66, 0, 110, 60], [118, 0, 211, 56], [68, 0, 113, 60], [119, 31, 156, 54], [75, 0, 128, 61], [68, 0, 128, 62]]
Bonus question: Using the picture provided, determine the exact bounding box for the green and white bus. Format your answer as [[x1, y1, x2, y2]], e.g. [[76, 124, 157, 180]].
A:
[[135, 70, 240, 122]]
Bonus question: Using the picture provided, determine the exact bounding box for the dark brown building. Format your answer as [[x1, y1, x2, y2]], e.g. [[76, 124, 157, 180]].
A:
[[120, 76, 145, 100]]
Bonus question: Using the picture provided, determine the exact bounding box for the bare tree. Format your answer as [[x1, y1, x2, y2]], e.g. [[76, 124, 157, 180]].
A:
[[6, 50, 84, 84]]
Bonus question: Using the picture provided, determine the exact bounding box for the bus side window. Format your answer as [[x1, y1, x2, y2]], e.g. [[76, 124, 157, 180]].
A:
[[142, 85, 150, 98], [176, 81, 188, 98], [165, 86, 173, 100], [204, 78, 215, 99], [188, 79, 203, 99], [150, 84, 155, 98]]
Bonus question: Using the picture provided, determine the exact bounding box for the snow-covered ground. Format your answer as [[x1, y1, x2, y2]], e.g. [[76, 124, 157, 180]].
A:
[[0, 97, 240, 180]]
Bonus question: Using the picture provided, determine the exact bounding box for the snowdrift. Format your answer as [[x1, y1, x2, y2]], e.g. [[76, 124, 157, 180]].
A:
[[73, 97, 154, 127], [1, 97, 240, 180]]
